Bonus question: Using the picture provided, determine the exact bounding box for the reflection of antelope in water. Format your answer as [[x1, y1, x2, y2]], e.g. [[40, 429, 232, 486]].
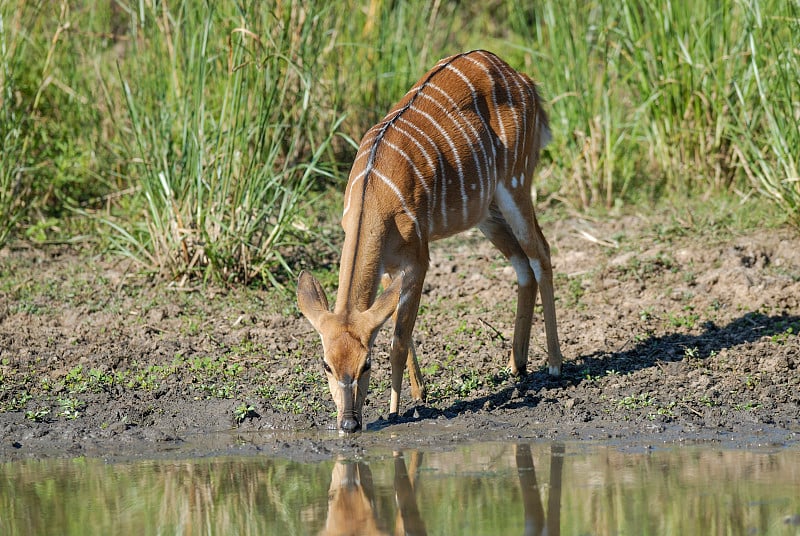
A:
[[515, 443, 564, 536], [319, 451, 426, 536], [320, 445, 562, 535]]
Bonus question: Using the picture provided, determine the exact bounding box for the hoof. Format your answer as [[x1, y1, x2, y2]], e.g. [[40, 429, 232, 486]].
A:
[[340, 417, 361, 434]]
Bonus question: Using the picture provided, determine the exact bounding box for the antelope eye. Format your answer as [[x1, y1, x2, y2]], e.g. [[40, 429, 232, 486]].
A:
[[321, 360, 332, 374]]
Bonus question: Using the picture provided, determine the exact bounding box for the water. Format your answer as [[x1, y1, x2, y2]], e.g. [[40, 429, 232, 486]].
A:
[[2, 442, 798, 535]]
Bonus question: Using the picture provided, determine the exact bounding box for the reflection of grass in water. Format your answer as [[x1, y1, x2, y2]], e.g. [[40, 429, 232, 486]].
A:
[[0, 444, 798, 535]]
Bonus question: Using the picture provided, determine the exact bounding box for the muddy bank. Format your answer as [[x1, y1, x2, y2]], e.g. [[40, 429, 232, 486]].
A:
[[1, 213, 798, 461]]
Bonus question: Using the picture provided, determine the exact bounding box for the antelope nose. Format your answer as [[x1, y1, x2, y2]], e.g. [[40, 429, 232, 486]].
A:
[[340, 417, 361, 433]]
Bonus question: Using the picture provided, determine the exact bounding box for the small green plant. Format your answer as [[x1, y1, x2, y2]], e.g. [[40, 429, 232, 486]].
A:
[[770, 322, 799, 345], [234, 403, 257, 425], [39, 376, 54, 392], [421, 363, 440, 376], [372, 378, 391, 393], [127, 364, 166, 391], [667, 307, 700, 329], [2, 391, 32, 412], [25, 407, 50, 422], [648, 402, 676, 420], [198, 382, 235, 400], [57, 398, 85, 420], [698, 395, 716, 407], [733, 401, 761, 411], [458, 370, 481, 397], [617, 393, 654, 410], [742, 374, 760, 390], [64, 365, 87, 393], [582, 370, 600, 383], [88, 368, 115, 392], [454, 320, 469, 335], [683, 346, 700, 359]]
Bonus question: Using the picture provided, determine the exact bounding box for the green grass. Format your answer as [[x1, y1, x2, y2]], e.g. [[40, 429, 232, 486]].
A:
[[1, 0, 798, 280]]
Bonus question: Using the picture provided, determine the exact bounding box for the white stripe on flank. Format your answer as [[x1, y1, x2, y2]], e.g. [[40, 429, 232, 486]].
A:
[[503, 63, 532, 175], [408, 103, 468, 225], [393, 124, 438, 181], [478, 51, 522, 174], [428, 81, 492, 207], [417, 91, 476, 223], [446, 64, 497, 160], [397, 117, 448, 227], [463, 54, 508, 173], [372, 168, 422, 240], [446, 63, 498, 204], [382, 138, 433, 234]]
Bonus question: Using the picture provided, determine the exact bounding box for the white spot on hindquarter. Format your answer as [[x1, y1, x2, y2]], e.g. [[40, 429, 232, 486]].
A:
[[495, 183, 530, 243], [530, 258, 542, 283]]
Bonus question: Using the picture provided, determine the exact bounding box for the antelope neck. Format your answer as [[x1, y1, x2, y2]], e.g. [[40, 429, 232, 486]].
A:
[[334, 219, 386, 315]]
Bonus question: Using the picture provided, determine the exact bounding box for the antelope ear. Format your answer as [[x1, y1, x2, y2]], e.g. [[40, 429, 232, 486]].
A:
[[362, 272, 403, 332], [297, 270, 330, 331]]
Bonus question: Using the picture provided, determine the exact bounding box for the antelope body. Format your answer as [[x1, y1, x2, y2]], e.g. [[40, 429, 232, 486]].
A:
[[298, 50, 562, 433]]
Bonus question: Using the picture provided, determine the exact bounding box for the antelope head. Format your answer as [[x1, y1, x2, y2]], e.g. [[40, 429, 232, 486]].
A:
[[297, 270, 402, 433]]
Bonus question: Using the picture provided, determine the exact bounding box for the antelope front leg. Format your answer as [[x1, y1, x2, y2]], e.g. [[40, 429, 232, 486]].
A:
[[388, 269, 426, 418], [382, 274, 427, 403], [405, 341, 426, 402]]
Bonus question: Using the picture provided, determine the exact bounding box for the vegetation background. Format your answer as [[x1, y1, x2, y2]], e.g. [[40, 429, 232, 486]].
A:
[[1, 0, 798, 284]]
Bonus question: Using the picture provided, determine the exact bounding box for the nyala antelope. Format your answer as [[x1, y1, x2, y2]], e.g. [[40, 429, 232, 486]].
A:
[[297, 50, 562, 433]]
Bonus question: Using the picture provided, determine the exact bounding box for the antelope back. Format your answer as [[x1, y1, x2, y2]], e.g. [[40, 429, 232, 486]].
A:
[[343, 49, 550, 245]]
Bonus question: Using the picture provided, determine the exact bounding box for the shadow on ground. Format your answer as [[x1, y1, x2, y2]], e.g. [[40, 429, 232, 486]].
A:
[[374, 311, 798, 427]]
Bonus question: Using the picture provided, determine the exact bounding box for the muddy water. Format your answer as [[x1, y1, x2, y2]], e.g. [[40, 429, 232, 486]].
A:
[[2, 442, 799, 535]]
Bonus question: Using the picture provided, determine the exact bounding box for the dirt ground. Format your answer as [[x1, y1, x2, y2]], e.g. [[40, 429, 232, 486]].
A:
[[1, 210, 798, 461]]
